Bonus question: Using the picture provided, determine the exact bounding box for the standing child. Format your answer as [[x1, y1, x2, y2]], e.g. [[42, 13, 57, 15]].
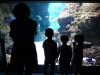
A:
[[43, 28, 57, 75], [71, 34, 84, 75], [57, 35, 72, 75]]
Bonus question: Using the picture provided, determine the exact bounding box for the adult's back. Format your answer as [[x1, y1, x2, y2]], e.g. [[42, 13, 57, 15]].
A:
[[9, 3, 38, 75], [10, 18, 37, 44]]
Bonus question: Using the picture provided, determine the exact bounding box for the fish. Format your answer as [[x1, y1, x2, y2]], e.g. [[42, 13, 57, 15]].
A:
[[65, 24, 71, 28], [50, 16, 58, 22], [45, 16, 49, 18], [37, 15, 42, 20]]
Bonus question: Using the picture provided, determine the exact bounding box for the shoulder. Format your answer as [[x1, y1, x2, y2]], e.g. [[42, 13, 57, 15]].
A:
[[57, 45, 62, 52], [28, 18, 37, 28], [28, 18, 37, 24], [10, 20, 16, 27], [43, 40, 48, 44], [52, 40, 57, 46], [10, 20, 16, 24], [65, 45, 72, 50], [67, 45, 71, 48], [43, 40, 50, 48], [52, 40, 57, 44], [58, 45, 62, 49]]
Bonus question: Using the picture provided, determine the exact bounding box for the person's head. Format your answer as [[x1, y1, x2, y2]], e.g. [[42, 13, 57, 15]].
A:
[[45, 28, 54, 39], [74, 34, 84, 43], [13, 2, 30, 18], [60, 35, 69, 44]]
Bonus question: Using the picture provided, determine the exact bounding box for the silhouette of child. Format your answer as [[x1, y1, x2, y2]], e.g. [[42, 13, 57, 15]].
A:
[[43, 28, 57, 75], [57, 35, 72, 75], [9, 3, 38, 75], [71, 34, 84, 75]]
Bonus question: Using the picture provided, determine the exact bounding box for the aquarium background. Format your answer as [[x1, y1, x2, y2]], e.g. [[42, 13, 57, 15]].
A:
[[0, 1, 100, 66]]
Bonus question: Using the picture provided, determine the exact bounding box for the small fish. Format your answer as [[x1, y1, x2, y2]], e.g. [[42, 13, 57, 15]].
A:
[[37, 15, 42, 20], [65, 24, 70, 28], [51, 16, 55, 19], [45, 16, 49, 18], [50, 16, 58, 22]]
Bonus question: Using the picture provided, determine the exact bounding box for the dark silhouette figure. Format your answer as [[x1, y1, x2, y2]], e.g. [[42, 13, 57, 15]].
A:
[[57, 35, 72, 75], [43, 28, 57, 75], [9, 3, 38, 75], [71, 34, 85, 75]]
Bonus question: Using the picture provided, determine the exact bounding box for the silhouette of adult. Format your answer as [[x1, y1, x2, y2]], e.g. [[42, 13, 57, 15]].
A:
[[9, 3, 38, 75], [71, 34, 84, 75], [57, 35, 72, 75], [43, 28, 57, 75]]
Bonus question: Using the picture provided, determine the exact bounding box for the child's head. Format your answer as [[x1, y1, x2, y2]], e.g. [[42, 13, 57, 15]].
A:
[[13, 3, 30, 18], [74, 34, 84, 43], [60, 35, 69, 44], [45, 28, 54, 38]]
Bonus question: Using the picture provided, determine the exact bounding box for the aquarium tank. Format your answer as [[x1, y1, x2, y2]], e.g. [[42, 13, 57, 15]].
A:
[[0, 1, 100, 66]]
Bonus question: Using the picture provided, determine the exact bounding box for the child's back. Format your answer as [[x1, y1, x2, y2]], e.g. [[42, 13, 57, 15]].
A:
[[71, 34, 84, 75], [43, 28, 57, 61], [43, 28, 57, 75], [58, 44, 72, 63], [43, 39, 57, 61], [57, 35, 72, 75]]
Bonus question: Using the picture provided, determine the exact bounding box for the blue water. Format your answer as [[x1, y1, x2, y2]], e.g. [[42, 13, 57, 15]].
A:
[[48, 3, 66, 30]]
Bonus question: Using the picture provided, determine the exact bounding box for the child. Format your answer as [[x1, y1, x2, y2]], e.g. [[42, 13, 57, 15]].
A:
[[71, 34, 84, 75], [57, 35, 72, 75], [43, 28, 57, 75]]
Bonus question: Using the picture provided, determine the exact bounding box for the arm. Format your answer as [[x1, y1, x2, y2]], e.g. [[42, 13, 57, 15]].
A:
[[69, 46, 73, 61], [73, 42, 76, 50], [56, 46, 61, 61], [33, 21, 37, 35], [9, 21, 15, 41]]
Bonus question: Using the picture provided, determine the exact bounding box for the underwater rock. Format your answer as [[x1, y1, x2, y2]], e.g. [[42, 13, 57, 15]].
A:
[[58, 3, 100, 45]]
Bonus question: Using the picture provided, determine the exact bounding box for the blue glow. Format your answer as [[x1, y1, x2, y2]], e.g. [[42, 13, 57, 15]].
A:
[[12, 17, 16, 20], [48, 3, 66, 30]]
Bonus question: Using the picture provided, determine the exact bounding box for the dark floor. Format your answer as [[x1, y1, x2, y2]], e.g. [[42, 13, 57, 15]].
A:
[[0, 73, 90, 75], [0, 65, 100, 75], [1, 73, 59, 75]]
